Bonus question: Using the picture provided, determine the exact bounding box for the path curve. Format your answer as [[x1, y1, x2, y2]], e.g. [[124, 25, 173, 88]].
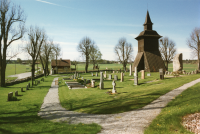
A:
[[38, 77, 200, 134]]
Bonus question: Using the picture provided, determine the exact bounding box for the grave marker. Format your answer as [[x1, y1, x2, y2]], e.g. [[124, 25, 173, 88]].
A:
[[26, 84, 29, 90], [104, 73, 107, 78], [112, 80, 117, 93], [141, 70, 145, 79], [99, 72, 104, 89], [21, 87, 23, 92], [159, 68, 164, 79], [134, 67, 138, 85], [8, 92, 13, 101], [129, 64, 132, 76], [109, 74, 112, 80], [96, 72, 98, 77], [15, 91, 18, 96], [91, 80, 95, 88], [121, 72, 124, 82], [114, 75, 118, 81]]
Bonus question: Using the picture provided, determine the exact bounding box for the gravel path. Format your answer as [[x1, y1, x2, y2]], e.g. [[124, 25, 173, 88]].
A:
[[38, 77, 200, 134]]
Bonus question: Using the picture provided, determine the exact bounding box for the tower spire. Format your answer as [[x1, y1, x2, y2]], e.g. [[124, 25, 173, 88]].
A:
[[143, 10, 153, 30]]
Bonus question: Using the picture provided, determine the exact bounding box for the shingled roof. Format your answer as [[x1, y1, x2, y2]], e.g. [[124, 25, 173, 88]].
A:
[[51, 59, 71, 67], [144, 10, 153, 25]]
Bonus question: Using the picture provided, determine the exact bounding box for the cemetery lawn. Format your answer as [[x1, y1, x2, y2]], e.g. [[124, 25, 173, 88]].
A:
[[0, 76, 101, 134], [144, 82, 200, 134], [59, 72, 200, 114]]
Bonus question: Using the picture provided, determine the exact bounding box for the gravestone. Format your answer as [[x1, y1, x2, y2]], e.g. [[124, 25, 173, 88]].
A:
[[15, 91, 18, 96], [173, 53, 183, 72], [8, 92, 13, 101], [21, 87, 23, 92], [26, 84, 29, 90], [141, 70, 145, 79], [81, 77, 84, 80], [134, 67, 138, 85], [167, 71, 170, 75], [28, 83, 30, 88], [112, 80, 117, 93], [114, 75, 118, 81], [84, 79, 86, 84], [104, 73, 107, 78], [96, 72, 98, 77], [121, 72, 124, 82], [74, 74, 76, 79], [87, 79, 90, 84], [99, 72, 104, 89], [91, 73, 93, 76], [79, 74, 80, 77], [109, 74, 112, 80], [117, 71, 118, 73], [91, 80, 95, 88], [129, 64, 132, 76], [159, 68, 164, 79], [105, 71, 107, 74], [71, 75, 74, 79], [191, 71, 194, 74], [147, 73, 151, 76], [113, 71, 115, 73]]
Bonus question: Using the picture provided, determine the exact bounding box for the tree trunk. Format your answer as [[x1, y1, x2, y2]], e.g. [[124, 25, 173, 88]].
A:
[[31, 62, 35, 86], [166, 61, 169, 71], [56, 55, 57, 74], [198, 44, 200, 70], [85, 53, 89, 73], [1, 48, 7, 87]]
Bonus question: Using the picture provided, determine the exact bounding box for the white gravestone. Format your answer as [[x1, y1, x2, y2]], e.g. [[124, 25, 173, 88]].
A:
[[112, 80, 117, 93], [99, 72, 104, 89], [129, 64, 132, 76]]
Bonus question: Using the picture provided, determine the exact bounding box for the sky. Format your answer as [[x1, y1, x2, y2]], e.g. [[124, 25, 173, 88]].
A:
[[11, 0, 200, 61]]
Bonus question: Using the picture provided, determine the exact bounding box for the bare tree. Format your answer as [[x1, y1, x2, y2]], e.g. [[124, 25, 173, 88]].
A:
[[53, 43, 61, 74], [159, 37, 176, 71], [90, 45, 102, 70], [114, 38, 133, 71], [40, 39, 54, 76], [25, 26, 45, 86], [77, 37, 94, 73], [187, 27, 200, 70], [0, 0, 26, 87]]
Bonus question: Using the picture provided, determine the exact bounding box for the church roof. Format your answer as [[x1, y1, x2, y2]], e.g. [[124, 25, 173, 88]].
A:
[[144, 10, 153, 25], [135, 30, 162, 40]]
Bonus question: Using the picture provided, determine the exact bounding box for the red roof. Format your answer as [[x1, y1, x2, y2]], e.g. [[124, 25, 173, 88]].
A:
[[51, 59, 71, 67]]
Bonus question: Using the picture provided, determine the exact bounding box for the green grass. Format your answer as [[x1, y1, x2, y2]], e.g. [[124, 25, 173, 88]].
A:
[[0, 76, 101, 134], [59, 72, 200, 114], [144, 82, 200, 134], [168, 63, 197, 72]]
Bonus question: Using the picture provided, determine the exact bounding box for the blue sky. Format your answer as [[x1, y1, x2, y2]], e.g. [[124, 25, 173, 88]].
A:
[[13, 0, 200, 61]]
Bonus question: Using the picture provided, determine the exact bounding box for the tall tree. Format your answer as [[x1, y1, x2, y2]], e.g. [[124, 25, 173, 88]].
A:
[[114, 38, 133, 71], [187, 27, 200, 70], [53, 44, 61, 74], [159, 37, 176, 71], [39, 40, 52, 76], [77, 37, 94, 73], [25, 26, 45, 86], [90, 45, 102, 69], [0, 0, 26, 87]]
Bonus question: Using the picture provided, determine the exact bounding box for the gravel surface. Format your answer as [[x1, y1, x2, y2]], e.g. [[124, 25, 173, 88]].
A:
[[38, 77, 200, 134]]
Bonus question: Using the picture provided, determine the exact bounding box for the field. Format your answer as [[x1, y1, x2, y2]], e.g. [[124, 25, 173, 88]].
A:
[[0, 76, 101, 134], [59, 72, 200, 114], [1, 66, 200, 133]]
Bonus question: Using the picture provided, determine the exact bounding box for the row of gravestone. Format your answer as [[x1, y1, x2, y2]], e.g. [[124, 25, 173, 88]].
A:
[[165, 70, 199, 76], [7, 78, 45, 101]]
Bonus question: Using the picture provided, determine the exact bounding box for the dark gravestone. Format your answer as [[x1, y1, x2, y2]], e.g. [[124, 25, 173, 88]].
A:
[[159, 68, 164, 80], [15, 91, 18, 96], [8, 92, 13, 101], [26, 84, 29, 90], [21, 87, 23, 92]]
